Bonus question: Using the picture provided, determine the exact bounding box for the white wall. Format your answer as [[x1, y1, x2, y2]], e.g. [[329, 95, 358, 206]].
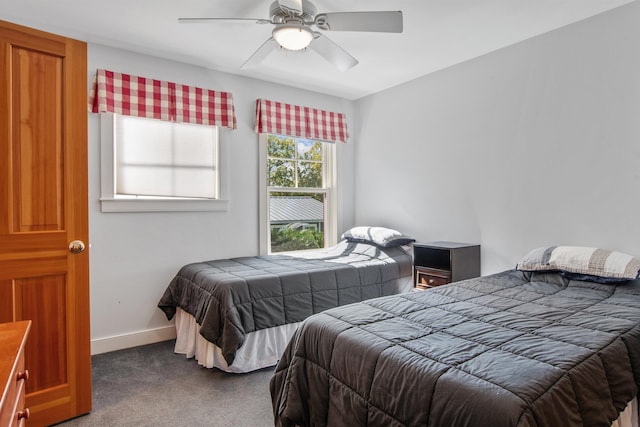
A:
[[87, 44, 355, 352], [354, 2, 640, 275], [87, 1, 640, 352]]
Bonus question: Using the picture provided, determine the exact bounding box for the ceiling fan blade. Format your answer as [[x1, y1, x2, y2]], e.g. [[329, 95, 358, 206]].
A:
[[178, 17, 272, 24], [309, 34, 358, 72], [241, 38, 279, 70], [277, 0, 303, 15], [314, 11, 403, 33]]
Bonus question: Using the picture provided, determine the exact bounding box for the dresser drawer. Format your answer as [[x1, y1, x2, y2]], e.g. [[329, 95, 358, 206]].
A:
[[13, 354, 29, 427], [0, 321, 31, 427], [0, 367, 18, 426], [2, 346, 29, 427]]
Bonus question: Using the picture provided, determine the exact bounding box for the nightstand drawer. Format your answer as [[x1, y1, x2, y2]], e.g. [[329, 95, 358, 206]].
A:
[[416, 267, 450, 289]]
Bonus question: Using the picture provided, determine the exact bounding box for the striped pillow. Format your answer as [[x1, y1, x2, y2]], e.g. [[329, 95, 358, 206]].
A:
[[517, 246, 640, 282]]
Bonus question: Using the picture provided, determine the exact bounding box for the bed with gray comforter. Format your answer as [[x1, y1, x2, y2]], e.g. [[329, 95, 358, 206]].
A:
[[157, 240, 413, 366], [270, 270, 640, 427]]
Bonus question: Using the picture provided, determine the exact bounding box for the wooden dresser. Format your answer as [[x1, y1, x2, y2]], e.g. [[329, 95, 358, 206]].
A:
[[0, 321, 31, 427]]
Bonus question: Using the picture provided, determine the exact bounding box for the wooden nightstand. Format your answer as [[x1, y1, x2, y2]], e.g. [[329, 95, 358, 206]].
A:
[[414, 242, 480, 289]]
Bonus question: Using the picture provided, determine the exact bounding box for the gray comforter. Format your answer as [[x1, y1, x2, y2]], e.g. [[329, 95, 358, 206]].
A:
[[157, 240, 412, 365], [271, 270, 640, 427]]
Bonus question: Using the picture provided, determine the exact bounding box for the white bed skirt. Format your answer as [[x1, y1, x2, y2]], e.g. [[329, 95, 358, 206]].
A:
[[173, 307, 301, 373], [615, 398, 638, 427]]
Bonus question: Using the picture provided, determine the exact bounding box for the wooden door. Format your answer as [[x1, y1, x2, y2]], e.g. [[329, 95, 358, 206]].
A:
[[0, 20, 91, 426]]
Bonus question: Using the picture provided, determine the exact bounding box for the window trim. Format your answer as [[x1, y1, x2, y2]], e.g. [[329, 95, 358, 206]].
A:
[[99, 113, 229, 212], [258, 133, 337, 255]]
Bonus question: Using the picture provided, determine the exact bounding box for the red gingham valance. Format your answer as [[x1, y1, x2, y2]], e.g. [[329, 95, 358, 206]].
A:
[[88, 69, 237, 129], [255, 99, 348, 143]]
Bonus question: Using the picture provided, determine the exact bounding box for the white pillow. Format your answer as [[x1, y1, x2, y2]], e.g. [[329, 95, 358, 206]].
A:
[[341, 226, 415, 248]]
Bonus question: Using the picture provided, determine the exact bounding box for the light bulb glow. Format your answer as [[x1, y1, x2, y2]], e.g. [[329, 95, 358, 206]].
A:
[[273, 24, 314, 51]]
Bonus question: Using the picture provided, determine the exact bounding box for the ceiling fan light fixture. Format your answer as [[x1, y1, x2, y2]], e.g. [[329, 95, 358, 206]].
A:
[[272, 24, 314, 51]]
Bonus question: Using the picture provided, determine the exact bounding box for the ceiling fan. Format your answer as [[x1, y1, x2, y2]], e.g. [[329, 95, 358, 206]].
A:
[[178, 0, 403, 71]]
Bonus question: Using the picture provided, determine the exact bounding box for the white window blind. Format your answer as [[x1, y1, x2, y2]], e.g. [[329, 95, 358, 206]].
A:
[[114, 115, 218, 199]]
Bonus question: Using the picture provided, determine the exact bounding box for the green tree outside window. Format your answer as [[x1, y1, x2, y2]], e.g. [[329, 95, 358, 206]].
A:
[[268, 135, 326, 252]]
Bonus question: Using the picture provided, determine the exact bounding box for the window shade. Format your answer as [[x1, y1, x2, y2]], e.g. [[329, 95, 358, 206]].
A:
[[88, 69, 237, 129], [255, 98, 348, 143], [115, 115, 217, 199]]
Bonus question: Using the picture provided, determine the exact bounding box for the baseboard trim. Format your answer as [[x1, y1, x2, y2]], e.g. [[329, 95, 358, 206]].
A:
[[91, 326, 177, 355]]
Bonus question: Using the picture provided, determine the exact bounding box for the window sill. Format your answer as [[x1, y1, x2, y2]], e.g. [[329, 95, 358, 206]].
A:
[[100, 198, 229, 213]]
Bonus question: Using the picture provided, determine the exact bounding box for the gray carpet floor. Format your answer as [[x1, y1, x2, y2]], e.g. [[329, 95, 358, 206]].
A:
[[52, 340, 275, 427]]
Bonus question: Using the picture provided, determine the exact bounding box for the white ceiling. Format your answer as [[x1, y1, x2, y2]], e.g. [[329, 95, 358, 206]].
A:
[[1, 0, 634, 100]]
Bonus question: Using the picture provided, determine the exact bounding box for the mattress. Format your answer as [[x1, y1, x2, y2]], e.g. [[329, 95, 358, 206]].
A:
[[158, 240, 413, 367], [271, 270, 640, 427]]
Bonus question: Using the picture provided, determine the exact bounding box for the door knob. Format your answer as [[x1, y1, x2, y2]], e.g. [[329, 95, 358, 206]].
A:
[[68, 240, 86, 254]]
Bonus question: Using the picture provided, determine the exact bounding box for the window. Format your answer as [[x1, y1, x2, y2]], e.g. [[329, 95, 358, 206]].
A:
[[100, 114, 229, 212], [259, 134, 337, 254]]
